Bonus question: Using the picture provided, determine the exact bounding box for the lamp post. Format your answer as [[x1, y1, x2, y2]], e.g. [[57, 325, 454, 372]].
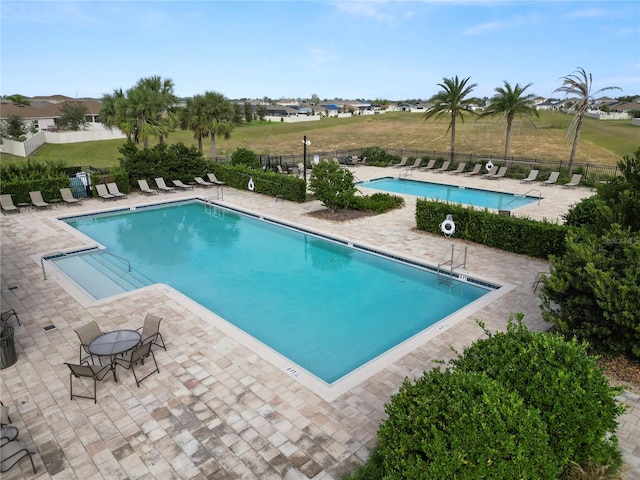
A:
[[302, 136, 311, 182]]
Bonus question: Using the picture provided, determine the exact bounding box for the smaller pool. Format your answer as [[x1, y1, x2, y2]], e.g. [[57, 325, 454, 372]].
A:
[[359, 177, 540, 210]]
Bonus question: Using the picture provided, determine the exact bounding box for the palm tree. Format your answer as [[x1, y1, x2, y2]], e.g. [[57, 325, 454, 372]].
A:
[[178, 94, 209, 152], [479, 81, 539, 159], [202, 91, 234, 159], [424, 75, 478, 162], [134, 76, 177, 144], [553, 67, 621, 174], [100, 88, 134, 142]]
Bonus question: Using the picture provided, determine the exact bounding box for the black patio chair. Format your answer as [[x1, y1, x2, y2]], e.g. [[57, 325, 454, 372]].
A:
[[115, 342, 159, 387], [0, 439, 36, 474], [65, 362, 112, 404]]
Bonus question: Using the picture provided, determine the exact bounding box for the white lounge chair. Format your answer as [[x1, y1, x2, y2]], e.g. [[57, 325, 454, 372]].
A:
[[433, 161, 451, 174], [562, 174, 582, 189], [155, 178, 176, 192], [419, 159, 436, 171], [206, 173, 226, 186], [448, 162, 467, 175], [137, 179, 159, 195], [0, 195, 19, 214], [392, 157, 409, 168], [406, 158, 423, 170], [488, 166, 508, 180], [60, 188, 82, 205], [541, 171, 560, 186], [481, 166, 499, 178], [172, 180, 193, 190], [194, 176, 214, 187], [520, 169, 539, 184]]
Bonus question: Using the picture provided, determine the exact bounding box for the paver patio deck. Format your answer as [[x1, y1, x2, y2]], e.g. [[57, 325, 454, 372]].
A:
[[1, 166, 638, 479]]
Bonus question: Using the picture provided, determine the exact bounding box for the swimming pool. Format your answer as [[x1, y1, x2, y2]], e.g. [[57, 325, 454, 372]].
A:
[[56, 200, 494, 385], [358, 177, 539, 210]]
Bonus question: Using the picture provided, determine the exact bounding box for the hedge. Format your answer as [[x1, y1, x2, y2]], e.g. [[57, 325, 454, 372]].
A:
[[415, 199, 566, 259], [0, 176, 70, 204], [208, 162, 306, 202]]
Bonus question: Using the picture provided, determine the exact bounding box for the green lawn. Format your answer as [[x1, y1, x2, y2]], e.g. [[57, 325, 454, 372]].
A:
[[1, 111, 638, 168]]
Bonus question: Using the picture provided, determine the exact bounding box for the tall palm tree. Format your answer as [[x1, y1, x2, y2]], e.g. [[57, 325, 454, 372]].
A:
[[100, 88, 134, 142], [479, 81, 539, 159], [134, 76, 177, 144], [202, 91, 234, 159], [424, 75, 478, 162], [553, 67, 621, 174], [178, 94, 209, 152]]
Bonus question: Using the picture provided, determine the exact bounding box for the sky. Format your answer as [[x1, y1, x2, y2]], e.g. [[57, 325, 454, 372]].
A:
[[1, 0, 639, 102]]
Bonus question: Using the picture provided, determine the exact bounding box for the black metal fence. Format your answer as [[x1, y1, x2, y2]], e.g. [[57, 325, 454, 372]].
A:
[[230, 148, 620, 186]]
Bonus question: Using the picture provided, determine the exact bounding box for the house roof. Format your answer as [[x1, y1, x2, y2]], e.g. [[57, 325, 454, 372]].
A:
[[0, 99, 102, 119]]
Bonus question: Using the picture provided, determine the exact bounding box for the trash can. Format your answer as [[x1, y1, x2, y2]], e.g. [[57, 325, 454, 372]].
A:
[[0, 325, 17, 369]]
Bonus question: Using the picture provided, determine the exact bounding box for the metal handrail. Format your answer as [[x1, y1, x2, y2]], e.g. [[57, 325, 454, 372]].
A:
[[101, 251, 131, 272], [506, 188, 542, 207]]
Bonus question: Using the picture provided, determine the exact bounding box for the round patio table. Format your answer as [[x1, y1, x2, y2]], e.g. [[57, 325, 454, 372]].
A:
[[88, 329, 141, 381]]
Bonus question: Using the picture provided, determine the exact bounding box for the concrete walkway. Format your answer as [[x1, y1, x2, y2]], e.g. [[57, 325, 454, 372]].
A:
[[1, 166, 637, 479]]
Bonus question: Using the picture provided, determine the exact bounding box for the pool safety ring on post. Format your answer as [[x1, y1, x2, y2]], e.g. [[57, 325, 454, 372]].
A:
[[248, 177, 255, 191], [485, 160, 494, 172], [440, 214, 456, 237]]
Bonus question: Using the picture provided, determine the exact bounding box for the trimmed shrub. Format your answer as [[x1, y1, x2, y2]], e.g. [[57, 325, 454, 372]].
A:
[[450, 316, 625, 471], [360, 146, 399, 167], [308, 160, 357, 212], [352, 192, 404, 213], [416, 199, 566, 259], [378, 368, 560, 480], [231, 147, 260, 169], [0, 158, 70, 203]]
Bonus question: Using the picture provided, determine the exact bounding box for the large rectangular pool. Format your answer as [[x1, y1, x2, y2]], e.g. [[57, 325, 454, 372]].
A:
[[56, 200, 494, 385], [358, 177, 539, 210]]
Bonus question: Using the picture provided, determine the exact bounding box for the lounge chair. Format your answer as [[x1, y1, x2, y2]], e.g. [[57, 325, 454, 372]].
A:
[[419, 159, 436, 171], [29, 191, 51, 210], [1, 425, 19, 446], [0, 439, 36, 474], [463, 164, 482, 177], [276, 166, 288, 175], [206, 173, 226, 186], [488, 166, 508, 180], [60, 188, 82, 205], [137, 179, 159, 195], [433, 161, 451, 174], [155, 178, 176, 192], [1, 309, 20, 326], [137, 313, 166, 351], [0, 195, 19, 215], [65, 362, 112, 404], [74, 320, 102, 365], [520, 169, 539, 184], [392, 157, 409, 168], [541, 171, 560, 186], [115, 342, 159, 387], [194, 176, 215, 187], [95, 184, 116, 200], [562, 174, 582, 189], [0, 402, 10, 426], [481, 166, 499, 178], [406, 158, 423, 170], [297, 163, 306, 175], [448, 162, 467, 175], [107, 183, 127, 199], [172, 180, 193, 190]]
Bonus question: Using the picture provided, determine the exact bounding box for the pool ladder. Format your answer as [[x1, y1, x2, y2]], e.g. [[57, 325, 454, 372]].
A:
[[505, 188, 542, 207], [437, 244, 467, 288]]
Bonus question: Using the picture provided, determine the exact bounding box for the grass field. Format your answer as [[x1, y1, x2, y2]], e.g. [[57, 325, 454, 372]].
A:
[[2, 111, 639, 169]]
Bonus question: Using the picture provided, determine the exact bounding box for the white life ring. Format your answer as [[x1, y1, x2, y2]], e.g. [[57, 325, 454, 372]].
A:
[[440, 214, 456, 236], [485, 160, 494, 172], [248, 178, 255, 191]]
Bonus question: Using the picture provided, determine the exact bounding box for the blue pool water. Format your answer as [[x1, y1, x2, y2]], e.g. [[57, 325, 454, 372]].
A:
[[60, 201, 491, 384], [359, 177, 539, 210]]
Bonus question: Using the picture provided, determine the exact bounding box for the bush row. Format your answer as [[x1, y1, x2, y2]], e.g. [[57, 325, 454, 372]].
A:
[[415, 199, 566, 259]]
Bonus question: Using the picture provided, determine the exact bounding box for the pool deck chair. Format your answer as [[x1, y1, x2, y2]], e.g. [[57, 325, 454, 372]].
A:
[[172, 179, 193, 190], [481, 166, 499, 178], [137, 313, 166, 351], [419, 159, 436, 171], [463, 164, 482, 177], [433, 161, 451, 174], [206, 173, 226, 186], [155, 178, 176, 192], [1, 309, 20, 326], [29, 191, 51, 210], [95, 184, 116, 200], [60, 188, 82, 205], [195, 176, 215, 187], [541, 171, 560, 186], [115, 342, 159, 387], [0, 195, 19, 215], [563, 174, 582, 189], [520, 169, 539, 184], [1, 439, 37, 475], [137, 179, 159, 195], [448, 162, 467, 175], [74, 320, 102, 365], [392, 157, 408, 168], [65, 362, 113, 404], [488, 166, 508, 180], [107, 183, 127, 199], [1, 425, 19, 446]]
